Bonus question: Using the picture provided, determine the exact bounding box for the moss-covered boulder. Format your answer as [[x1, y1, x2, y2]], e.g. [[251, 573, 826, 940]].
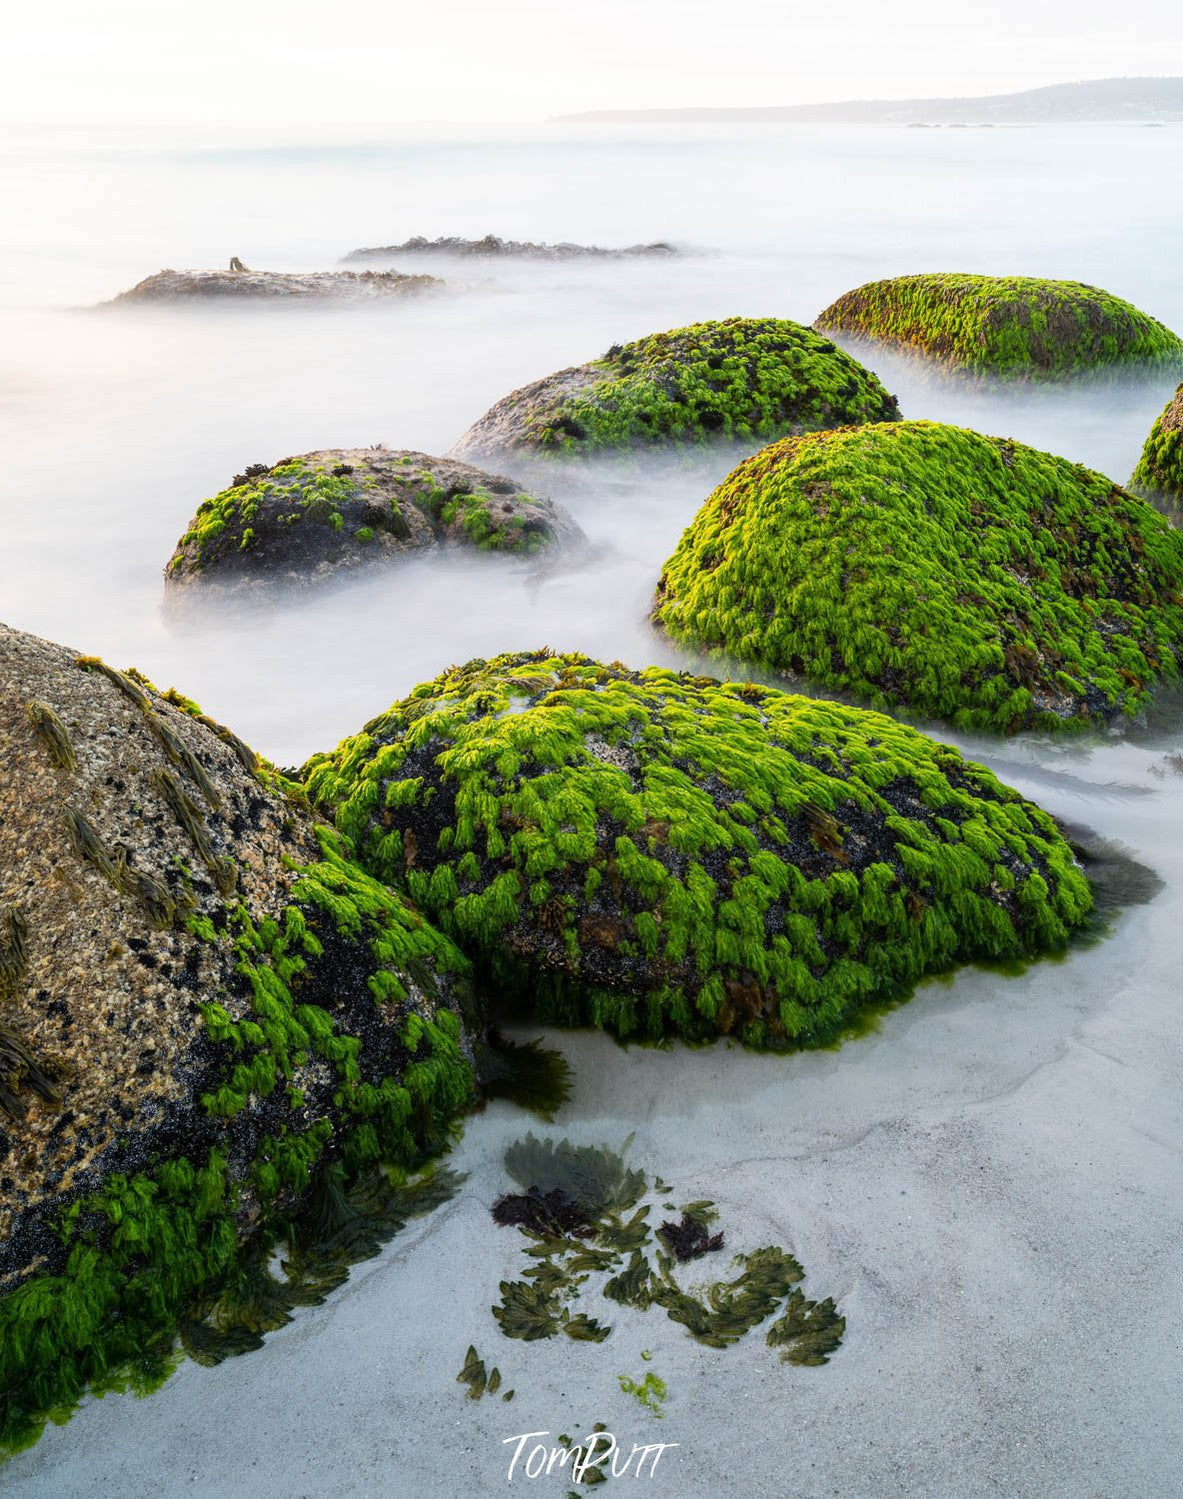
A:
[[651, 422, 1183, 734], [814, 274, 1183, 380], [301, 652, 1092, 1051], [1129, 382, 1183, 522], [0, 622, 475, 1455], [165, 448, 584, 596], [450, 318, 900, 467]]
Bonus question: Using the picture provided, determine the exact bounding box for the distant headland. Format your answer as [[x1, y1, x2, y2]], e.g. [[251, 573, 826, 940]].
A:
[[551, 77, 1183, 126]]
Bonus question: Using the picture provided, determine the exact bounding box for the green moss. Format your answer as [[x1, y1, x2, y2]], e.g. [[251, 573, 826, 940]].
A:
[[469, 318, 900, 459], [815, 274, 1183, 380], [301, 651, 1092, 1050], [653, 421, 1183, 734], [166, 453, 564, 581], [1129, 381, 1183, 522], [168, 458, 360, 576], [617, 1369, 667, 1416], [0, 824, 475, 1459]]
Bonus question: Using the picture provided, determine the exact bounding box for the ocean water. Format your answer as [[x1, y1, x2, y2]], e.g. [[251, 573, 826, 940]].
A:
[[2, 122, 1182, 1499], [1, 120, 1180, 759]]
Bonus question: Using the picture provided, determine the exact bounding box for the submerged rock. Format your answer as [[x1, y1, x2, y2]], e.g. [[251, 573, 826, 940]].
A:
[[343, 234, 677, 262], [814, 273, 1183, 380], [1129, 381, 1183, 522], [106, 267, 442, 303], [0, 622, 475, 1454], [164, 448, 584, 597], [651, 421, 1183, 733], [450, 317, 901, 468], [301, 651, 1092, 1049]]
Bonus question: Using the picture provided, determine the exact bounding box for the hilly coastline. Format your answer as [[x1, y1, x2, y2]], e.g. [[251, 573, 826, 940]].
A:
[[553, 76, 1183, 126]]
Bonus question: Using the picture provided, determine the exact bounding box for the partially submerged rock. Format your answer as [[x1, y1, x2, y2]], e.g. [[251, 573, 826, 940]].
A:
[[165, 448, 584, 597], [107, 268, 442, 304], [651, 421, 1183, 733], [343, 234, 677, 262], [814, 274, 1183, 381], [451, 317, 901, 468], [301, 651, 1092, 1049], [1129, 381, 1183, 522], [0, 622, 475, 1454]]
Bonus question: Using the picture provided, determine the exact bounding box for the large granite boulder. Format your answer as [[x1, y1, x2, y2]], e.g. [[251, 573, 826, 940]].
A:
[[165, 448, 584, 598], [651, 422, 1183, 733], [0, 622, 474, 1454], [301, 652, 1092, 1050]]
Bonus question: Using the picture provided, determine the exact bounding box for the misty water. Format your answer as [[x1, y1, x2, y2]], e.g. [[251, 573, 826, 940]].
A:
[[2, 123, 1181, 1498]]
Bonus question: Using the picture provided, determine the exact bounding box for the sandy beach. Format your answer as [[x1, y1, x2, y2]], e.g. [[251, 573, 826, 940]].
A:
[[4, 724, 1178, 1499]]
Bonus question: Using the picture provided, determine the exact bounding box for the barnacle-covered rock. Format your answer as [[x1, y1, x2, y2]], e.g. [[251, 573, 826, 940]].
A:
[[450, 317, 900, 467], [343, 234, 677, 262], [814, 274, 1183, 381], [0, 621, 474, 1455], [165, 448, 584, 597], [301, 651, 1092, 1051], [652, 422, 1183, 733], [107, 267, 443, 303], [1129, 381, 1183, 523]]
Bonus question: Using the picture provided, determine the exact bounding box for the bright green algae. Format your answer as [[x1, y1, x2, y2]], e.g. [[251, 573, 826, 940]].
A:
[[461, 317, 901, 458], [167, 452, 559, 583], [301, 652, 1092, 1050], [0, 818, 475, 1459], [653, 422, 1183, 734], [815, 274, 1183, 380], [1130, 382, 1183, 522]]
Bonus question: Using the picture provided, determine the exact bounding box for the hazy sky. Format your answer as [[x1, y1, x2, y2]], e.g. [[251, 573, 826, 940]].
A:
[[2, 0, 1179, 125]]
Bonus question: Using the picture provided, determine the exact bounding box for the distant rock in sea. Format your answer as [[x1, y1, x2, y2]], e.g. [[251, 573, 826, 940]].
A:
[[342, 234, 678, 263], [165, 447, 584, 599], [814, 273, 1183, 382], [106, 266, 443, 304]]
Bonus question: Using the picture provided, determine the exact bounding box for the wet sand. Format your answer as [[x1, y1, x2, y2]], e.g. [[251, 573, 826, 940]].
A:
[[5, 731, 1180, 1499]]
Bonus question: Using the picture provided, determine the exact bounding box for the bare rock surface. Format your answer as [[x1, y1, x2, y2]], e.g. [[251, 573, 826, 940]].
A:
[[106, 268, 443, 303], [342, 233, 677, 262]]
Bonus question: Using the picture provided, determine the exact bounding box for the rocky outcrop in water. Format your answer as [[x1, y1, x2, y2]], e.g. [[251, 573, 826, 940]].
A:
[[342, 234, 677, 262], [451, 317, 901, 468], [165, 448, 585, 598], [0, 622, 475, 1453], [1129, 381, 1183, 522], [301, 651, 1093, 1050], [651, 421, 1183, 732], [814, 274, 1183, 381], [107, 268, 442, 303]]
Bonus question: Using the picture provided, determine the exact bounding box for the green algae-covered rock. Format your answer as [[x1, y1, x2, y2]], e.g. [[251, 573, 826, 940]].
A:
[[814, 274, 1183, 381], [0, 622, 475, 1458], [652, 422, 1183, 734], [1129, 381, 1183, 522], [301, 652, 1092, 1052], [165, 447, 582, 597], [450, 317, 900, 467]]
